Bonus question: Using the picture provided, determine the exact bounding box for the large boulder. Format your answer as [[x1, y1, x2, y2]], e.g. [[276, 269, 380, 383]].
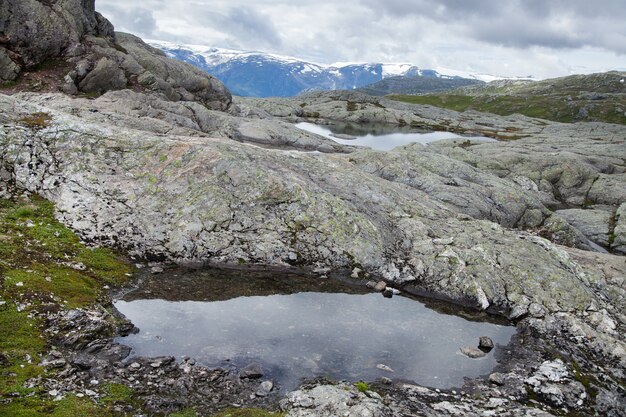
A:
[[555, 208, 612, 248], [0, 0, 112, 80]]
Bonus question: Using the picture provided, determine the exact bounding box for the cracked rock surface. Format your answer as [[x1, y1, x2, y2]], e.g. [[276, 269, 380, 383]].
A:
[[1, 89, 625, 415]]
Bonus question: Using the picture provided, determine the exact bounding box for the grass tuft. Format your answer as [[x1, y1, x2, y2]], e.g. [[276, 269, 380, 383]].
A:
[[355, 381, 370, 393], [18, 112, 53, 130]]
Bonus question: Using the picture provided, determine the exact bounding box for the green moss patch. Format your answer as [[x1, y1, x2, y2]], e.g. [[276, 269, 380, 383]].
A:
[[389, 92, 626, 125], [18, 112, 53, 130], [0, 194, 134, 416]]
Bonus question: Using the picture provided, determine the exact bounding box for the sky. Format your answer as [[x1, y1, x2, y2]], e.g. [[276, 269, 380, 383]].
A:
[[97, 0, 626, 79]]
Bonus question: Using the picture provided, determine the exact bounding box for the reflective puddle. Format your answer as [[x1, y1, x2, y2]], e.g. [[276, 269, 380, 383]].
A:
[[115, 268, 515, 391], [295, 121, 496, 150]]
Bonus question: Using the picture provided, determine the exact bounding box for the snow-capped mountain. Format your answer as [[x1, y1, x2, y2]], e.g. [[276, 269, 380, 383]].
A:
[[147, 40, 521, 97]]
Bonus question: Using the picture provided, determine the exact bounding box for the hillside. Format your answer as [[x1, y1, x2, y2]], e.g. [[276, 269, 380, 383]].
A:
[[357, 74, 483, 96], [389, 71, 626, 124]]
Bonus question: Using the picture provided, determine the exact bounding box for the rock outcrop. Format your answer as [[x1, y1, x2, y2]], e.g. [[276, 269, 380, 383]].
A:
[[0, 0, 114, 75], [1, 1, 232, 110], [1, 2, 625, 415], [4, 84, 625, 414], [240, 91, 626, 253], [2, 92, 625, 322]]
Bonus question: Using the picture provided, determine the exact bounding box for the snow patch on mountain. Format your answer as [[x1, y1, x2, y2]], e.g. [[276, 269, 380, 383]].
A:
[[147, 40, 533, 97]]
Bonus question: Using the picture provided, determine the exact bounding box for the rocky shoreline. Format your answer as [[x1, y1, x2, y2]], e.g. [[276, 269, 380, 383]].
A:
[[8, 258, 623, 417]]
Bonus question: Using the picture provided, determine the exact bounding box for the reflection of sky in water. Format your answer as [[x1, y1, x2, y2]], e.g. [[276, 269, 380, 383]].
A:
[[116, 292, 515, 391], [295, 122, 496, 151]]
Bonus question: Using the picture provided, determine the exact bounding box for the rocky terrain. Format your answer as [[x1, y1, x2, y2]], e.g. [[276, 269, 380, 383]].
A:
[[1, 1, 625, 416]]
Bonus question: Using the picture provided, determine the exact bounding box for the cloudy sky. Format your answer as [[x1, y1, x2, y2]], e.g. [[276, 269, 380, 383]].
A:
[[98, 0, 625, 79]]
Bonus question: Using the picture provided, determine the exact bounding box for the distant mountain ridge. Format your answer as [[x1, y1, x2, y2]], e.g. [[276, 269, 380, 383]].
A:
[[357, 74, 483, 96], [148, 40, 525, 98]]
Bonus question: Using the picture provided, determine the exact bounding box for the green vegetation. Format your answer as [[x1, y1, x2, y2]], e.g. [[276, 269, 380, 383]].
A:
[[355, 381, 370, 393], [112, 43, 128, 55], [0, 194, 134, 416], [346, 101, 358, 112], [32, 59, 67, 72], [0, 80, 18, 89], [18, 112, 53, 130], [389, 72, 626, 125]]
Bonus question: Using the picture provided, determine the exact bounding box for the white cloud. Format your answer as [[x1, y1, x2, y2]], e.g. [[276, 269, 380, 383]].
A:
[[97, 0, 626, 79]]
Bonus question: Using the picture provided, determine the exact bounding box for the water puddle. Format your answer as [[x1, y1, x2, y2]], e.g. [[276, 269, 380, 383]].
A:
[[296, 121, 496, 150], [115, 268, 515, 391]]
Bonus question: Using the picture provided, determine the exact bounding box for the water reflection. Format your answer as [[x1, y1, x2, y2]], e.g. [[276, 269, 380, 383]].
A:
[[115, 269, 515, 391], [296, 121, 496, 150]]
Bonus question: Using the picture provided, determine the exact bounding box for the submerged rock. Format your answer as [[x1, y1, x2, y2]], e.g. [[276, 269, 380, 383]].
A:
[[460, 346, 487, 359], [240, 363, 264, 379]]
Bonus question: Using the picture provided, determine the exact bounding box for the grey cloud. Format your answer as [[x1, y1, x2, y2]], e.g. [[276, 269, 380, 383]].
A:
[[469, 19, 586, 51], [95, 0, 625, 78], [98, 4, 157, 37], [201, 7, 282, 50], [359, 0, 626, 54]]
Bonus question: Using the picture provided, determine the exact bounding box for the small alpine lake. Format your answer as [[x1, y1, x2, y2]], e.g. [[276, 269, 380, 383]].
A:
[[295, 121, 497, 150], [114, 267, 515, 392]]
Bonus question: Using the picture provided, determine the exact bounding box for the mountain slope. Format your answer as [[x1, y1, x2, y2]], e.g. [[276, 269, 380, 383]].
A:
[[389, 71, 626, 124], [357, 74, 483, 96], [149, 40, 487, 98]]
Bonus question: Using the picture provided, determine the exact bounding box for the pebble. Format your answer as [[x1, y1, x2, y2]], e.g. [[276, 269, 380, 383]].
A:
[[488, 372, 506, 386], [72, 262, 86, 270], [374, 281, 387, 292], [479, 336, 494, 351], [151, 266, 164, 274], [256, 380, 273, 397], [351, 267, 362, 278]]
